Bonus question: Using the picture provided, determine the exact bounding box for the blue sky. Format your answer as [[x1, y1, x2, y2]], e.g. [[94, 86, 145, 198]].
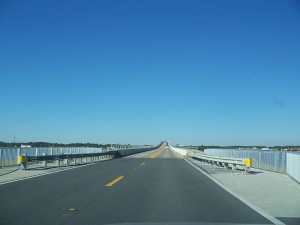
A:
[[1, 0, 299, 146]]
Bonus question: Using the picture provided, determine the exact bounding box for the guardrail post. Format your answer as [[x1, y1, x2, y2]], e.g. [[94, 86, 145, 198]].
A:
[[64, 158, 68, 165], [0, 149, 2, 168], [244, 158, 252, 173], [42, 153, 47, 168], [232, 164, 236, 171]]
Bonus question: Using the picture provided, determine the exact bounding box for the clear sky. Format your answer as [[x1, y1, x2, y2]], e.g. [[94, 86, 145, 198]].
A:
[[1, 0, 299, 146]]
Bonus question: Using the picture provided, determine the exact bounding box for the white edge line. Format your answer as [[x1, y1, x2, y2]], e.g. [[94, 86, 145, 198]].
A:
[[0, 159, 111, 186], [183, 157, 285, 225], [169, 148, 285, 225]]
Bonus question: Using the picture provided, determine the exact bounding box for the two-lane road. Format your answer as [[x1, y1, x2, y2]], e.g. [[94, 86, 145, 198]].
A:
[[0, 145, 272, 225]]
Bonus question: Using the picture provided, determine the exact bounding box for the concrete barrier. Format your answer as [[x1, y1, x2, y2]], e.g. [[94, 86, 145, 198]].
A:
[[169, 145, 188, 156], [287, 152, 300, 183]]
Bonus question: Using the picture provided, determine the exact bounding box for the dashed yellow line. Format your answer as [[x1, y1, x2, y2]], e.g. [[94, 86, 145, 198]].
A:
[[150, 149, 164, 159], [105, 176, 124, 187], [68, 208, 77, 212]]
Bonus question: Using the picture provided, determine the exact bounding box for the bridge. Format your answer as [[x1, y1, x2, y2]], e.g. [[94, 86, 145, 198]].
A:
[[0, 142, 299, 225]]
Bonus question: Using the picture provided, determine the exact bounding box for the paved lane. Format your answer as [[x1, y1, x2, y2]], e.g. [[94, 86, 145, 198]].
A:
[[0, 145, 272, 225]]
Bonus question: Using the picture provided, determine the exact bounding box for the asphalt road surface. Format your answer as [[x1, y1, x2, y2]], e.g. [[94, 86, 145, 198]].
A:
[[0, 144, 273, 225]]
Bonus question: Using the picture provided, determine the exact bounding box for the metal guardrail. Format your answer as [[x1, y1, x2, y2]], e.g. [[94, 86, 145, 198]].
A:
[[168, 144, 252, 173], [17, 142, 165, 170], [0, 143, 163, 168], [0, 147, 104, 167], [17, 151, 118, 170], [204, 148, 286, 173], [188, 152, 252, 173]]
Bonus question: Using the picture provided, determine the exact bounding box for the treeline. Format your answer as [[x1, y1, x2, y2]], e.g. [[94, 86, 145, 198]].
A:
[[272, 145, 300, 150], [197, 145, 300, 151], [197, 145, 223, 151], [0, 141, 114, 148]]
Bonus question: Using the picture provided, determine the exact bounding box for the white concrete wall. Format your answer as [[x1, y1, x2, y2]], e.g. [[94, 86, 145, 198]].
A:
[[169, 145, 188, 156], [287, 152, 300, 183]]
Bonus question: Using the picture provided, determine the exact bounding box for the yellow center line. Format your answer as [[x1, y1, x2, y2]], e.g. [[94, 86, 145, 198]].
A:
[[105, 176, 124, 187], [150, 149, 164, 159]]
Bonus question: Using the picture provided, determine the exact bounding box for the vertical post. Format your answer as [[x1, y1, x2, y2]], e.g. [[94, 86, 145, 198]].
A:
[[17, 148, 20, 165], [232, 164, 236, 171], [0, 148, 3, 168], [64, 158, 68, 165], [36, 148, 38, 156], [274, 152, 277, 172], [42, 153, 47, 168], [259, 151, 261, 168]]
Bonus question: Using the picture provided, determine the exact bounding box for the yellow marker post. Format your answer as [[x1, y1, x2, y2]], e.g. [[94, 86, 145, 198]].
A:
[[244, 158, 252, 167], [244, 158, 252, 173], [18, 155, 28, 170], [18, 155, 28, 164]]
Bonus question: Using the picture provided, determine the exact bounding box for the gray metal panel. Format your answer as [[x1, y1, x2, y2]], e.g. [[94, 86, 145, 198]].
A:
[[0, 148, 18, 166], [0, 147, 103, 166], [287, 152, 300, 183], [204, 148, 286, 173]]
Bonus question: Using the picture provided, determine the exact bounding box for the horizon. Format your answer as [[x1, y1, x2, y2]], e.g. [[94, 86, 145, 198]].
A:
[[1, 0, 300, 146], [1, 140, 300, 148]]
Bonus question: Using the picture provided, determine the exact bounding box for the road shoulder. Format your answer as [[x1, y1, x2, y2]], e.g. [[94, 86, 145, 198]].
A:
[[185, 156, 300, 225]]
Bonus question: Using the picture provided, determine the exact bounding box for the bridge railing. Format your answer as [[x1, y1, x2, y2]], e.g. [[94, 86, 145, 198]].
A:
[[287, 152, 300, 183], [17, 151, 117, 170], [0, 143, 161, 168], [16, 142, 165, 170], [169, 144, 251, 172], [188, 152, 252, 173]]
